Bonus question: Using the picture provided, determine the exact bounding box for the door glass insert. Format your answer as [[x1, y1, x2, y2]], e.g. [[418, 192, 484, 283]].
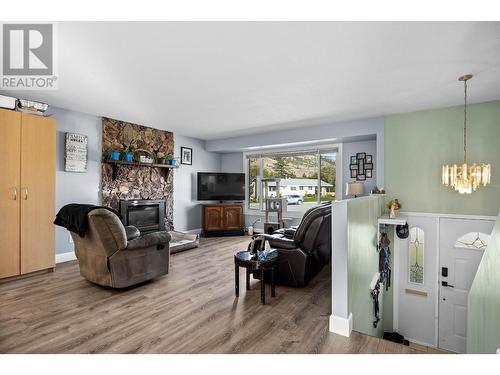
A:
[[454, 232, 491, 250], [409, 227, 424, 284]]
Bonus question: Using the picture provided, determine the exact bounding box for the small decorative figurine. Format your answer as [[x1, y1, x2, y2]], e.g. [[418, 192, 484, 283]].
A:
[[387, 199, 401, 218]]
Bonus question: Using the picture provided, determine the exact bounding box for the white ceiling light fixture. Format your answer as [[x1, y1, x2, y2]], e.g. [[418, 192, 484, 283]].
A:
[[442, 75, 491, 194]]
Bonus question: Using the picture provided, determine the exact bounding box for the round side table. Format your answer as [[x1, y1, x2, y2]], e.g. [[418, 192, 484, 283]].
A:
[[234, 250, 277, 305]]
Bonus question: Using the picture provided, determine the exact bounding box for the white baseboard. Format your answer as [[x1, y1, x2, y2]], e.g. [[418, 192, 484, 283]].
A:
[[182, 228, 202, 235], [329, 313, 353, 337], [56, 251, 77, 264]]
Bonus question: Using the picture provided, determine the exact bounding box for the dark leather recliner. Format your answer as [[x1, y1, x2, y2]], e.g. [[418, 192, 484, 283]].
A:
[[256, 202, 332, 287]]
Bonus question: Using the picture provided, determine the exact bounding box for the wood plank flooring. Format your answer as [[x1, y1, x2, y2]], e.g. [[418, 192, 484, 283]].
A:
[[0, 236, 424, 354]]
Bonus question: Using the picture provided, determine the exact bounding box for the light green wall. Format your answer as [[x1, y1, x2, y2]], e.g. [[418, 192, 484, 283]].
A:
[[385, 101, 500, 216], [347, 196, 384, 337], [467, 212, 500, 353]]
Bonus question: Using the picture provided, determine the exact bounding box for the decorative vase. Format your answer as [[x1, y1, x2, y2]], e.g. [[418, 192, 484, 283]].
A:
[[110, 152, 120, 161], [124, 153, 134, 162], [169, 159, 177, 166]]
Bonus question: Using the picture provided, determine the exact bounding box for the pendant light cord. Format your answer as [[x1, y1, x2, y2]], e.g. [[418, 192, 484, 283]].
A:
[[464, 78, 467, 164]]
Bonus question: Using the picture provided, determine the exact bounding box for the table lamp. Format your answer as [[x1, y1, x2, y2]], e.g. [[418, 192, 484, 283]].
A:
[[346, 182, 364, 198]]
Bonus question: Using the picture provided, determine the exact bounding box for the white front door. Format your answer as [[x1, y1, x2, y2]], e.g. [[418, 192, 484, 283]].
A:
[[438, 218, 494, 353], [396, 216, 437, 346]]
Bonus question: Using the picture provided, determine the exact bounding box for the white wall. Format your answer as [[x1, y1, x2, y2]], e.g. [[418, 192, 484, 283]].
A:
[[173, 135, 222, 231], [342, 140, 377, 199], [50, 107, 102, 255], [221, 153, 243, 173]]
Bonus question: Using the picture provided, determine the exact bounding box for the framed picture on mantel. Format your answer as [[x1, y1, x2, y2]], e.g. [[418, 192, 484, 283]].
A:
[[181, 146, 193, 165]]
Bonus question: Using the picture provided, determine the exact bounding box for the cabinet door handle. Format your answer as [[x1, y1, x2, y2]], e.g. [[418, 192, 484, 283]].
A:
[[13, 187, 17, 200], [23, 187, 28, 200]]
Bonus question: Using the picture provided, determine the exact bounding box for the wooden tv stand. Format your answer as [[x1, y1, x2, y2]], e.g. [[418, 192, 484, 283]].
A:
[[202, 203, 245, 237]]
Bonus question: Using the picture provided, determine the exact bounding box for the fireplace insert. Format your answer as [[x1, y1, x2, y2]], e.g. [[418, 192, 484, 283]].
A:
[[119, 199, 165, 234]]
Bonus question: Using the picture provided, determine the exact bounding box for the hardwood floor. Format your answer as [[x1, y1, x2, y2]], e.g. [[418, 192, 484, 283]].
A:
[[0, 236, 424, 354]]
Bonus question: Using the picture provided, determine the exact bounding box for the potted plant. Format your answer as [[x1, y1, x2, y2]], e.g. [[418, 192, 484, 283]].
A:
[[387, 199, 402, 218], [157, 152, 166, 164], [106, 149, 121, 161], [166, 154, 177, 166], [122, 144, 135, 162]]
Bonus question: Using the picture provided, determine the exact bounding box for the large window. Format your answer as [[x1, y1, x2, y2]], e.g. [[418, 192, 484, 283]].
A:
[[246, 149, 337, 214]]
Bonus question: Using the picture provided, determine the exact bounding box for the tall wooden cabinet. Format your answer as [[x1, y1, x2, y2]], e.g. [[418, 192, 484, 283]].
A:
[[0, 108, 56, 279]]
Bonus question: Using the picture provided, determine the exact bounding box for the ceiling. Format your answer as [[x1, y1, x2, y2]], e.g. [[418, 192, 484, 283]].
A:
[[3, 22, 500, 140]]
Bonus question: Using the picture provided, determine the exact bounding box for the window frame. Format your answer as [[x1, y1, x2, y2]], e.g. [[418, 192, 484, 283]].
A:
[[243, 143, 342, 218], [408, 226, 425, 285]]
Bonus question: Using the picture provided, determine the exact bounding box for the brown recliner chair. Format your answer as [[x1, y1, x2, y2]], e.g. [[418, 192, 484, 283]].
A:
[[256, 202, 332, 287], [71, 208, 171, 288]]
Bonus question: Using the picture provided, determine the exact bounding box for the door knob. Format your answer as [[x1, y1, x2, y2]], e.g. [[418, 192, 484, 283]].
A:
[[442, 281, 454, 288]]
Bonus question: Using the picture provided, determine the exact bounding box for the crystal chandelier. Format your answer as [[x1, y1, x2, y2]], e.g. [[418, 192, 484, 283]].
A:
[[441, 74, 491, 194]]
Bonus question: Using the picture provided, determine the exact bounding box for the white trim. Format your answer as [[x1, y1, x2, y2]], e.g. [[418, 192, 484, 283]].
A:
[[435, 217, 441, 348], [329, 313, 353, 337], [181, 228, 202, 235], [393, 230, 399, 331], [56, 251, 77, 263], [401, 211, 497, 221], [406, 336, 437, 349]]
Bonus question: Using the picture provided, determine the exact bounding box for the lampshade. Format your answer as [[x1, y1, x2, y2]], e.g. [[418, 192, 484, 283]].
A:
[[346, 182, 364, 197]]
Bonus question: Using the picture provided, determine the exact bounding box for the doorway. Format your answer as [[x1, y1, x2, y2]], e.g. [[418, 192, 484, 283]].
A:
[[396, 216, 437, 347], [438, 218, 494, 353]]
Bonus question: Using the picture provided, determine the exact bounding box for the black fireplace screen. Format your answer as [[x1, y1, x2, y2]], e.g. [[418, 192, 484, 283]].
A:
[[119, 199, 165, 233]]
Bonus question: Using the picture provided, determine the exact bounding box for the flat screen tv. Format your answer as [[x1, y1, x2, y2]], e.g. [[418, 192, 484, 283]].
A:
[[197, 172, 245, 201]]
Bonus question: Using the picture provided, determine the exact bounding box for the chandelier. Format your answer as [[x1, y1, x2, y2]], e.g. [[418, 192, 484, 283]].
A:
[[441, 74, 491, 194]]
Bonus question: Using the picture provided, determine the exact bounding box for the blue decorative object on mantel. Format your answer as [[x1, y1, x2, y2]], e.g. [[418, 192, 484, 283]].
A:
[[110, 151, 120, 161], [124, 153, 134, 162]]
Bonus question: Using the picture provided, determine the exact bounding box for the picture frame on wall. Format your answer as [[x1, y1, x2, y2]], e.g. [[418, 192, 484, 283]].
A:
[[357, 174, 366, 181], [366, 155, 372, 163], [356, 152, 366, 159], [366, 169, 372, 178], [64, 132, 88, 172], [350, 170, 357, 178], [350, 156, 357, 164], [350, 164, 358, 170], [181, 146, 193, 165]]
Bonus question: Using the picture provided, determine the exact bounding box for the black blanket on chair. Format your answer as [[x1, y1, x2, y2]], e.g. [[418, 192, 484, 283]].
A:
[[54, 204, 120, 238]]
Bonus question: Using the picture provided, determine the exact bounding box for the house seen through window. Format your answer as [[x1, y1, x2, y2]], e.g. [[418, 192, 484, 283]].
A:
[[247, 150, 337, 213]]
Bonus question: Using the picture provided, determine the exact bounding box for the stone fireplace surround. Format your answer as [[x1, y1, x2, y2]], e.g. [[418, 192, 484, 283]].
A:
[[101, 117, 174, 230]]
